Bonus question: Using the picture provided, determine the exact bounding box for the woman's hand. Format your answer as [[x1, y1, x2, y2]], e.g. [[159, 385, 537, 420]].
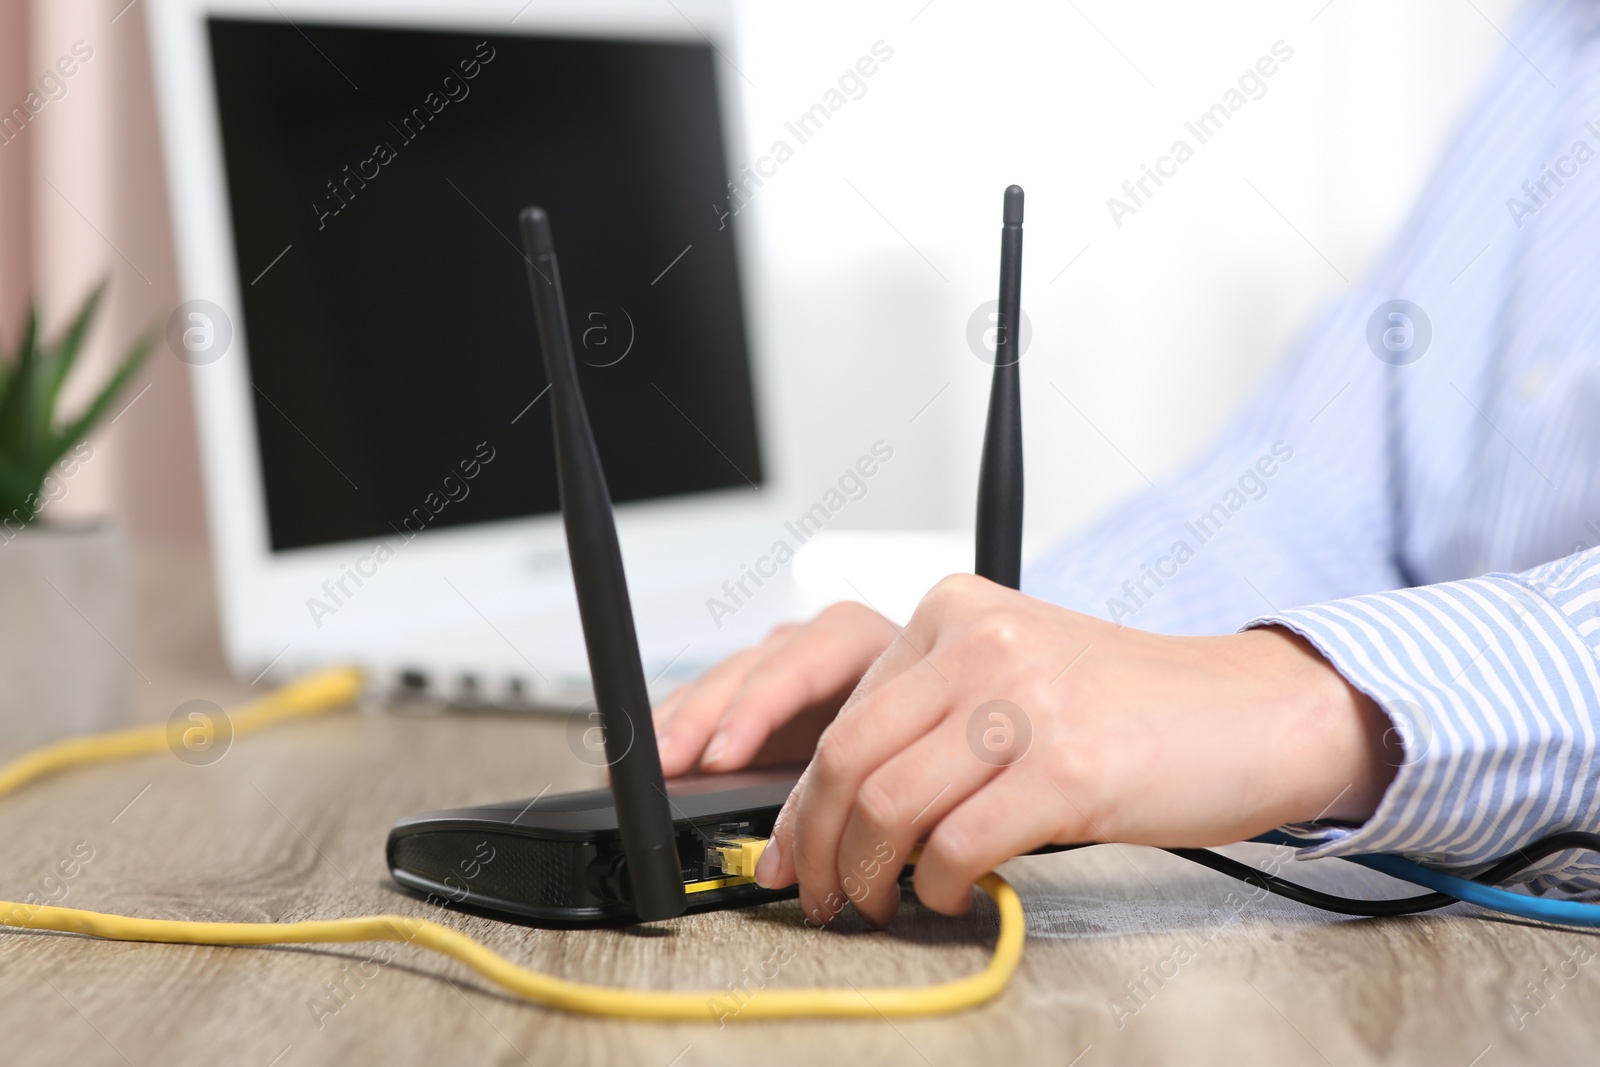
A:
[[745, 574, 1401, 927], [652, 601, 900, 777]]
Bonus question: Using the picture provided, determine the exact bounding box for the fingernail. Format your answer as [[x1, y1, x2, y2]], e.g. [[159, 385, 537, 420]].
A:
[[702, 730, 728, 766], [657, 733, 673, 756], [754, 837, 780, 888]]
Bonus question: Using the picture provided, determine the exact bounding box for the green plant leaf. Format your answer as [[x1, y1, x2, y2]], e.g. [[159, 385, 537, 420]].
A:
[[41, 328, 155, 475], [0, 306, 41, 463], [35, 279, 108, 424], [0, 288, 154, 531]]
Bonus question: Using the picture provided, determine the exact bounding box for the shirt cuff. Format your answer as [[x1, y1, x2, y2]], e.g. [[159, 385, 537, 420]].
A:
[[1243, 552, 1600, 893]]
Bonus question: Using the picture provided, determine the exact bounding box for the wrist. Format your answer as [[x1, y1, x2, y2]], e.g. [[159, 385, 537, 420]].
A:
[[1252, 626, 1401, 826]]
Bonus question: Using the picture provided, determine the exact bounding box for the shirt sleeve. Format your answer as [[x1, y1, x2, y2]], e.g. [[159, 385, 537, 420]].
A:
[[1248, 546, 1600, 897]]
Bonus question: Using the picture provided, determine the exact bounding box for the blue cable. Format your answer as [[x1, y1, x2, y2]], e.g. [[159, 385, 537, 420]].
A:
[[1250, 830, 1600, 929]]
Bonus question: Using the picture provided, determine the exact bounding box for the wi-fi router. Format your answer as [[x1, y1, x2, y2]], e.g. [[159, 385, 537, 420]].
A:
[[388, 190, 1030, 926]]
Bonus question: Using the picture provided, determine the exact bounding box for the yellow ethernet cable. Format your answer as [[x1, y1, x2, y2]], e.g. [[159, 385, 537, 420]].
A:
[[0, 669, 1025, 1020], [0, 667, 364, 800]]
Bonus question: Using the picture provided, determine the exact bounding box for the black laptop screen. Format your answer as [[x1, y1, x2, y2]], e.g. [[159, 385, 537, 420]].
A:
[[206, 18, 763, 552]]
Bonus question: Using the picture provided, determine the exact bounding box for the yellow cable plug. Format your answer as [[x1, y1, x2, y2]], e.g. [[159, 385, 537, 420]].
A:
[[711, 835, 768, 877]]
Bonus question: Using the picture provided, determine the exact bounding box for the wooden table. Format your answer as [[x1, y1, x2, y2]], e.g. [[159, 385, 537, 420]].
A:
[[0, 553, 1594, 1066]]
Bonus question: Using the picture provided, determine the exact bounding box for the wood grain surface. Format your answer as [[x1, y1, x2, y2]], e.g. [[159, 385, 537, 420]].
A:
[[0, 553, 1595, 1066]]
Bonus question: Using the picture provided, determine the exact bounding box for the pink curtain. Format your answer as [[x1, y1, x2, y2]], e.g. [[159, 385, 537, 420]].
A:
[[0, 0, 205, 552]]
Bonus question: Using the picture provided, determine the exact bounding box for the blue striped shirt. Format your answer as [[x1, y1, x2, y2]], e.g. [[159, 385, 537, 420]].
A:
[[1025, 0, 1600, 895]]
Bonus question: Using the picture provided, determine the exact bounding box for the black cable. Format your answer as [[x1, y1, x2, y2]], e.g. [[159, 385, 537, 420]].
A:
[[1165, 847, 1452, 916], [1164, 831, 1600, 918]]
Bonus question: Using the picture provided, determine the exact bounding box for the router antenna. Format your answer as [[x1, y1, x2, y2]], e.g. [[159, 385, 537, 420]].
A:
[[975, 185, 1025, 589], [518, 206, 685, 921]]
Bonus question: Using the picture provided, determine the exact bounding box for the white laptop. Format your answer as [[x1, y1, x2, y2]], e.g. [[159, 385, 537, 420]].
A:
[[144, 0, 831, 705]]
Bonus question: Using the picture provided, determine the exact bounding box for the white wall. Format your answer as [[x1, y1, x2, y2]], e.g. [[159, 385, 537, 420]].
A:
[[733, 0, 1519, 550]]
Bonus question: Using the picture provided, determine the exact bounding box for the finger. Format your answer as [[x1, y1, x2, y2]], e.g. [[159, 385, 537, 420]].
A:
[[816, 590, 979, 735], [753, 769, 802, 887], [834, 707, 1008, 926], [650, 683, 693, 730], [913, 764, 1089, 915], [836, 616, 946, 719], [783, 663, 953, 923], [652, 646, 756, 732], [754, 591, 970, 906], [655, 622, 805, 731], [653, 639, 781, 776], [700, 602, 897, 772]]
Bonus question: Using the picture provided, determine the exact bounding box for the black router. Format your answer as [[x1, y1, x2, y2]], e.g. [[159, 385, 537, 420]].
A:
[[387, 189, 1027, 926]]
